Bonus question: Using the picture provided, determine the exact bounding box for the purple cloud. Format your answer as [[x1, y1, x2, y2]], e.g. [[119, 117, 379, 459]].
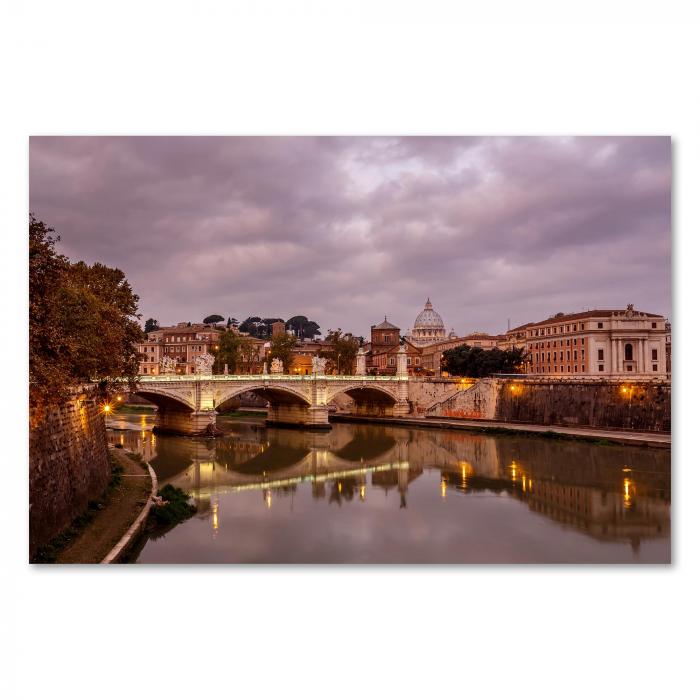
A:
[[29, 136, 671, 336]]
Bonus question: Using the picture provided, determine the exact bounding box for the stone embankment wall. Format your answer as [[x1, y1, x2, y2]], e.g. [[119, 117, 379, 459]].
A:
[[29, 393, 111, 557], [495, 380, 671, 432], [409, 379, 472, 414], [425, 379, 500, 419], [424, 378, 671, 433]]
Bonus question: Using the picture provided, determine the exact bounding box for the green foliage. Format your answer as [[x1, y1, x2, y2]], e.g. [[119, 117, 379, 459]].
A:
[[240, 315, 320, 339], [203, 314, 224, 324], [144, 318, 160, 334], [29, 215, 142, 422], [442, 344, 526, 377], [286, 315, 321, 339], [321, 329, 359, 375], [150, 485, 196, 526], [269, 332, 297, 372], [212, 330, 257, 374]]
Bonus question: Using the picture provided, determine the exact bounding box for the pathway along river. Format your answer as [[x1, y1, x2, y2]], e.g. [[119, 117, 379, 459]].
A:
[[107, 413, 670, 564]]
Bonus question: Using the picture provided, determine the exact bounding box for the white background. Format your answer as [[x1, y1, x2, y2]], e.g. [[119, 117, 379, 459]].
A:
[[1, 2, 698, 698]]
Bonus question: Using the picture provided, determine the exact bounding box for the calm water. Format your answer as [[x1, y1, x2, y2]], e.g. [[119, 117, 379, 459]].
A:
[[107, 413, 671, 564]]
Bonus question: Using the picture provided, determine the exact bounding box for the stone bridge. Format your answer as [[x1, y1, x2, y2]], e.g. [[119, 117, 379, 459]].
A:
[[132, 374, 410, 434]]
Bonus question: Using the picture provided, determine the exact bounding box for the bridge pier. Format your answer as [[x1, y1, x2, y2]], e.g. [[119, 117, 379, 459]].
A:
[[266, 404, 331, 430], [153, 407, 216, 436]]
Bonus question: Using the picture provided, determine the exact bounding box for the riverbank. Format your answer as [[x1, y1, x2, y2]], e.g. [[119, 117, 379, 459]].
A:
[[52, 448, 154, 563], [330, 413, 671, 448]]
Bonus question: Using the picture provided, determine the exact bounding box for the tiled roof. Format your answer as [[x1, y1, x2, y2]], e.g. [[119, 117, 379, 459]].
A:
[[531, 309, 664, 325], [372, 318, 400, 330]]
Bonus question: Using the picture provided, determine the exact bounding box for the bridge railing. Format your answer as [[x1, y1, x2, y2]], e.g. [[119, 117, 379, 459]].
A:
[[135, 374, 405, 383]]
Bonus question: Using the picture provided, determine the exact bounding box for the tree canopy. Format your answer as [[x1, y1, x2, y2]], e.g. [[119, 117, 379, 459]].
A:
[[268, 332, 297, 372], [442, 345, 525, 377], [212, 330, 257, 374], [286, 315, 321, 340], [29, 215, 142, 421], [144, 318, 159, 334], [321, 329, 359, 375], [203, 314, 224, 324]]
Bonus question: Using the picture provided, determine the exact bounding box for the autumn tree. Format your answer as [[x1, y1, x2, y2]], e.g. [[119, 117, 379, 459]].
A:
[[29, 215, 142, 421]]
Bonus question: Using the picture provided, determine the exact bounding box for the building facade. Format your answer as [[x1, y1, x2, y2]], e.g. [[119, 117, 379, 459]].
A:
[[523, 306, 667, 378], [137, 322, 224, 375], [364, 317, 424, 375], [137, 322, 266, 375]]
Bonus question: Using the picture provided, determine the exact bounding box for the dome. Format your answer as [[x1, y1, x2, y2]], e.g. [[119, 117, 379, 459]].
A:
[[406, 299, 448, 347], [413, 298, 445, 330]]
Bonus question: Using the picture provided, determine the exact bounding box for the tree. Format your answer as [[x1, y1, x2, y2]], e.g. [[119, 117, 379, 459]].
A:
[[286, 315, 321, 340], [268, 332, 297, 372], [29, 215, 143, 421], [203, 314, 224, 324], [442, 344, 525, 377], [212, 330, 257, 374], [144, 318, 160, 334], [321, 329, 359, 375]]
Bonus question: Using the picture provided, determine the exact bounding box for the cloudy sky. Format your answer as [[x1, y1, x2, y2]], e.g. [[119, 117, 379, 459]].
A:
[[29, 136, 671, 336]]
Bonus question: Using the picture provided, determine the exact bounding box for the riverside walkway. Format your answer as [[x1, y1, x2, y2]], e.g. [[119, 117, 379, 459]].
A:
[[55, 447, 154, 564], [331, 414, 671, 448]]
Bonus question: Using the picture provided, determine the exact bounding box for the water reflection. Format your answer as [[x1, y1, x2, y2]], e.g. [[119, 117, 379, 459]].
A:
[[107, 414, 671, 563]]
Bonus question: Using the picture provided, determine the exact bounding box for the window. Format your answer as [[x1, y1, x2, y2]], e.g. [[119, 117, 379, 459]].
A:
[[652, 348, 658, 360], [598, 349, 604, 361], [574, 350, 577, 360], [652, 322, 657, 328], [597, 322, 603, 329], [599, 364, 604, 372], [574, 365, 578, 372], [626, 364, 633, 372], [581, 338, 585, 345], [624, 343, 633, 361], [567, 366, 571, 373], [566, 351, 570, 360], [383, 334, 390, 342], [389, 357, 395, 366], [580, 323, 584, 330], [653, 364, 658, 371], [407, 357, 412, 365]]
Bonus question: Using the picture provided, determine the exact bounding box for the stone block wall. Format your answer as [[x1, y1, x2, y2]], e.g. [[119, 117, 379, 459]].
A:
[[29, 393, 111, 557], [409, 379, 473, 414], [495, 379, 671, 432], [425, 379, 500, 419]]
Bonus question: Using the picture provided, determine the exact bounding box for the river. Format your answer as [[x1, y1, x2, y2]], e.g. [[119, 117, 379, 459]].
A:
[[107, 412, 671, 564]]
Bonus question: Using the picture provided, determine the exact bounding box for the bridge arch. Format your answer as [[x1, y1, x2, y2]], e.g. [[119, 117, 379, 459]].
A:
[[133, 388, 197, 412], [214, 383, 312, 412], [327, 383, 399, 405]]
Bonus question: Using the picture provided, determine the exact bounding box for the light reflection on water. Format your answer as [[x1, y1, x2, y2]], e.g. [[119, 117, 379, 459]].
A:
[[107, 413, 671, 564]]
